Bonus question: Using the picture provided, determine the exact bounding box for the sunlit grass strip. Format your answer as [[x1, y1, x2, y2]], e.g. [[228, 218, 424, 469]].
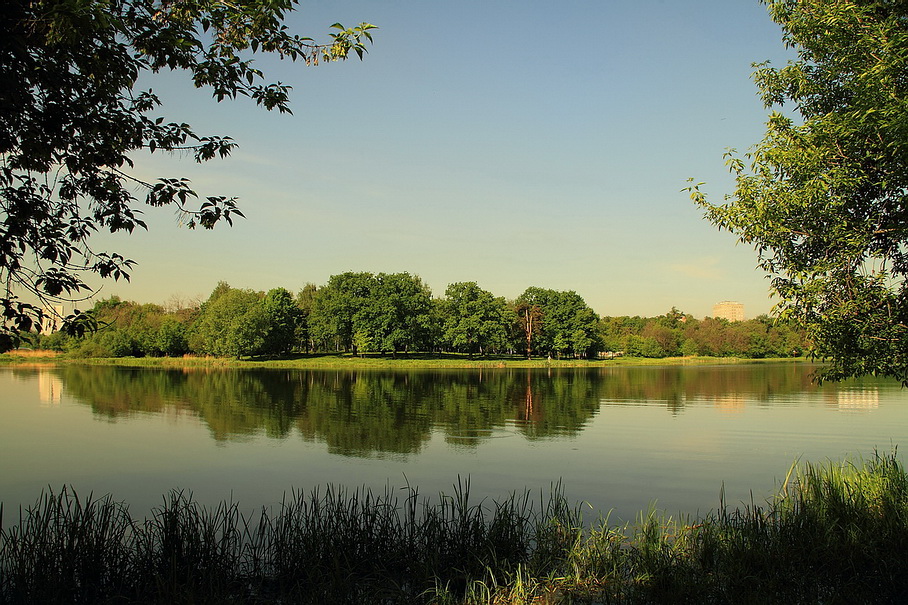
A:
[[0, 352, 810, 370], [2, 453, 908, 603], [1, 349, 60, 358]]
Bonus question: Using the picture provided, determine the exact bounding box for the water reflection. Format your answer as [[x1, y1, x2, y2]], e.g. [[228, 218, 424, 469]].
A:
[[38, 370, 63, 407], [4, 362, 906, 526], [47, 367, 605, 455], [597, 364, 822, 411], [13, 363, 846, 457], [836, 388, 880, 409]]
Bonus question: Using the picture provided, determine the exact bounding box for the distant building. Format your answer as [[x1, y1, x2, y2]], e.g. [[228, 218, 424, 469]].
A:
[[40, 305, 65, 334], [712, 301, 744, 322]]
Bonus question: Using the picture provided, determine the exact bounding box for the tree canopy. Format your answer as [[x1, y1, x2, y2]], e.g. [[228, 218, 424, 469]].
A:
[[0, 0, 374, 351], [689, 0, 908, 382], [441, 281, 513, 358], [309, 272, 433, 357], [516, 287, 600, 359], [34, 270, 807, 360]]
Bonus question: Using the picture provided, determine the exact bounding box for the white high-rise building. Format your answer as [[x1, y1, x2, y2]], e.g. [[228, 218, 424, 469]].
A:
[[712, 301, 744, 322]]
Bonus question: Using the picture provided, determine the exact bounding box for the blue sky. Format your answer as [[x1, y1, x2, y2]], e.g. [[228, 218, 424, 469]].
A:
[[97, 0, 795, 318]]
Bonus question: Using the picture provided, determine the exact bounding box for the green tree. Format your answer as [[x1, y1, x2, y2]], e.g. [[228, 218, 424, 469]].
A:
[[55, 295, 196, 357], [441, 282, 511, 358], [309, 272, 374, 353], [81, 297, 159, 356], [360, 272, 433, 356], [261, 287, 302, 355], [0, 0, 375, 351], [352, 329, 372, 358], [689, 1, 908, 381], [295, 283, 318, 353], [190, 284, 265, 357], [513, 301, 543, 359], [516, 287, 600, 359], [680, 337, 700, 357], [516, 287, 558, 357], [230, 304, 270, 358], [624, 334, 663, 359], [309, 272, 434, 356], [641, 322, 677, 357], [154, 317, 190, 357]]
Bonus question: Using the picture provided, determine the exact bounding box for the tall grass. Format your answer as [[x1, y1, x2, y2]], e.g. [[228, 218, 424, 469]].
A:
[[3, 453, 908, 603], [0, 481, 581, 604]]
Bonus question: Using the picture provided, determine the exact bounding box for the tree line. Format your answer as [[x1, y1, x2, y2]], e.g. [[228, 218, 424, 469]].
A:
[[7, 0, 907, 381], [35, 272, 807, 359]]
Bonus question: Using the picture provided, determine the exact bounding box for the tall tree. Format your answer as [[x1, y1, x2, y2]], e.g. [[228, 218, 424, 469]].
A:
[[190, 283, 265, 357], [261, 287, 302, 355], [441, 281, 511, 358], [0, 0, 375, 351], [359, 272, 433, 356], [688, 0, 908, 382], [309, 272, 373, 353], [295, 283, 318, 353], [513, 301, 543, 359], [515, 288, 550, 358], [516, 287, 600, 359]]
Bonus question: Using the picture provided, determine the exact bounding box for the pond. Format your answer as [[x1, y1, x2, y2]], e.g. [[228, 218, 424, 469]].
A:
[[1, 363, 906, 524]]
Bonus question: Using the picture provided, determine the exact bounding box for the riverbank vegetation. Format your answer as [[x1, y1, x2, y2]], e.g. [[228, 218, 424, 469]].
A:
[[2, 453, 906, 604], [21, 274, 807, 362]]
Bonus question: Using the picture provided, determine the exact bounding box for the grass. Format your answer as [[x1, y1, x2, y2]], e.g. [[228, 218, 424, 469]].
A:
[[0, 349, 60, 359], [0, 350, 809, 370], [3, 453, 908, 603]]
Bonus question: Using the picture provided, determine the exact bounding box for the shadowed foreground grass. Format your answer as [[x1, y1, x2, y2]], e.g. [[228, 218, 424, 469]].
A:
[[2, 454, 908, 604]]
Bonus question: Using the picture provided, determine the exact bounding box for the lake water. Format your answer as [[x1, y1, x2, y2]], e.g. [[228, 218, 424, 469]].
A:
[[2, 363, 906, 525]]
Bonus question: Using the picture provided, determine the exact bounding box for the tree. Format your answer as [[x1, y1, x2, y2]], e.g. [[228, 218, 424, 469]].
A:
[[54, 295, 195, 357], [688, 1, 908, 382], [515, 287, 600, 359], [513, 300, 543, 359], [154, 317, 190, 357], [190, 283, 265, 357], [309, 271, 434, 356], [547, 290, 600, 358], [441, 282, 511, 358], [357, 272, 433, 356], [0, 0, 375, 351], [260, 287, 302, 355], [309, 272, 374, 353], [295, 283, 318, 353]]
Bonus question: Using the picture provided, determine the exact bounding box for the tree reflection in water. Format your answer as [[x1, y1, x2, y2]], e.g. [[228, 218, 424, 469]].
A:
[[49, 364, 824, 457]]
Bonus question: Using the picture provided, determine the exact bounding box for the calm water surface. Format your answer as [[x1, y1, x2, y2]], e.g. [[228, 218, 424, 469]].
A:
[[2, 363, 906, 523]]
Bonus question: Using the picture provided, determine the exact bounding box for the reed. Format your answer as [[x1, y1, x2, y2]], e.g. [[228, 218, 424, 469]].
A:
[[0, 482, 581, 604], [2, 453, 907, 603]]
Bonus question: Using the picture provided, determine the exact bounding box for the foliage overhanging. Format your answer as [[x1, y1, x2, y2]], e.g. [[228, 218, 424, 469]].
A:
[[0, 0, 375, 351], [689, 0, 908, 382]]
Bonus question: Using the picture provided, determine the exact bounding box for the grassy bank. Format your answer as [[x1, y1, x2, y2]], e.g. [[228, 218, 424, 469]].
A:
[[2, 453, 906, 604], [0, 350, 810, 370]]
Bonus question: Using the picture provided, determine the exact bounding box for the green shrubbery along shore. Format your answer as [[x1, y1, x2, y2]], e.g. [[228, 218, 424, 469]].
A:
[[2, 453, 907, 604], [19, 278, 807, 362]]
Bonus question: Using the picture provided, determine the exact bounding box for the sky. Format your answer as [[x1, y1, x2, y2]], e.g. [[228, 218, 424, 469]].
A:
[[92, 0, 797, 319]]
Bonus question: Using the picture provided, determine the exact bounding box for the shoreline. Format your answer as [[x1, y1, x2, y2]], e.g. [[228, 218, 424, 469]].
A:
[[0, 351, 812, 370]]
